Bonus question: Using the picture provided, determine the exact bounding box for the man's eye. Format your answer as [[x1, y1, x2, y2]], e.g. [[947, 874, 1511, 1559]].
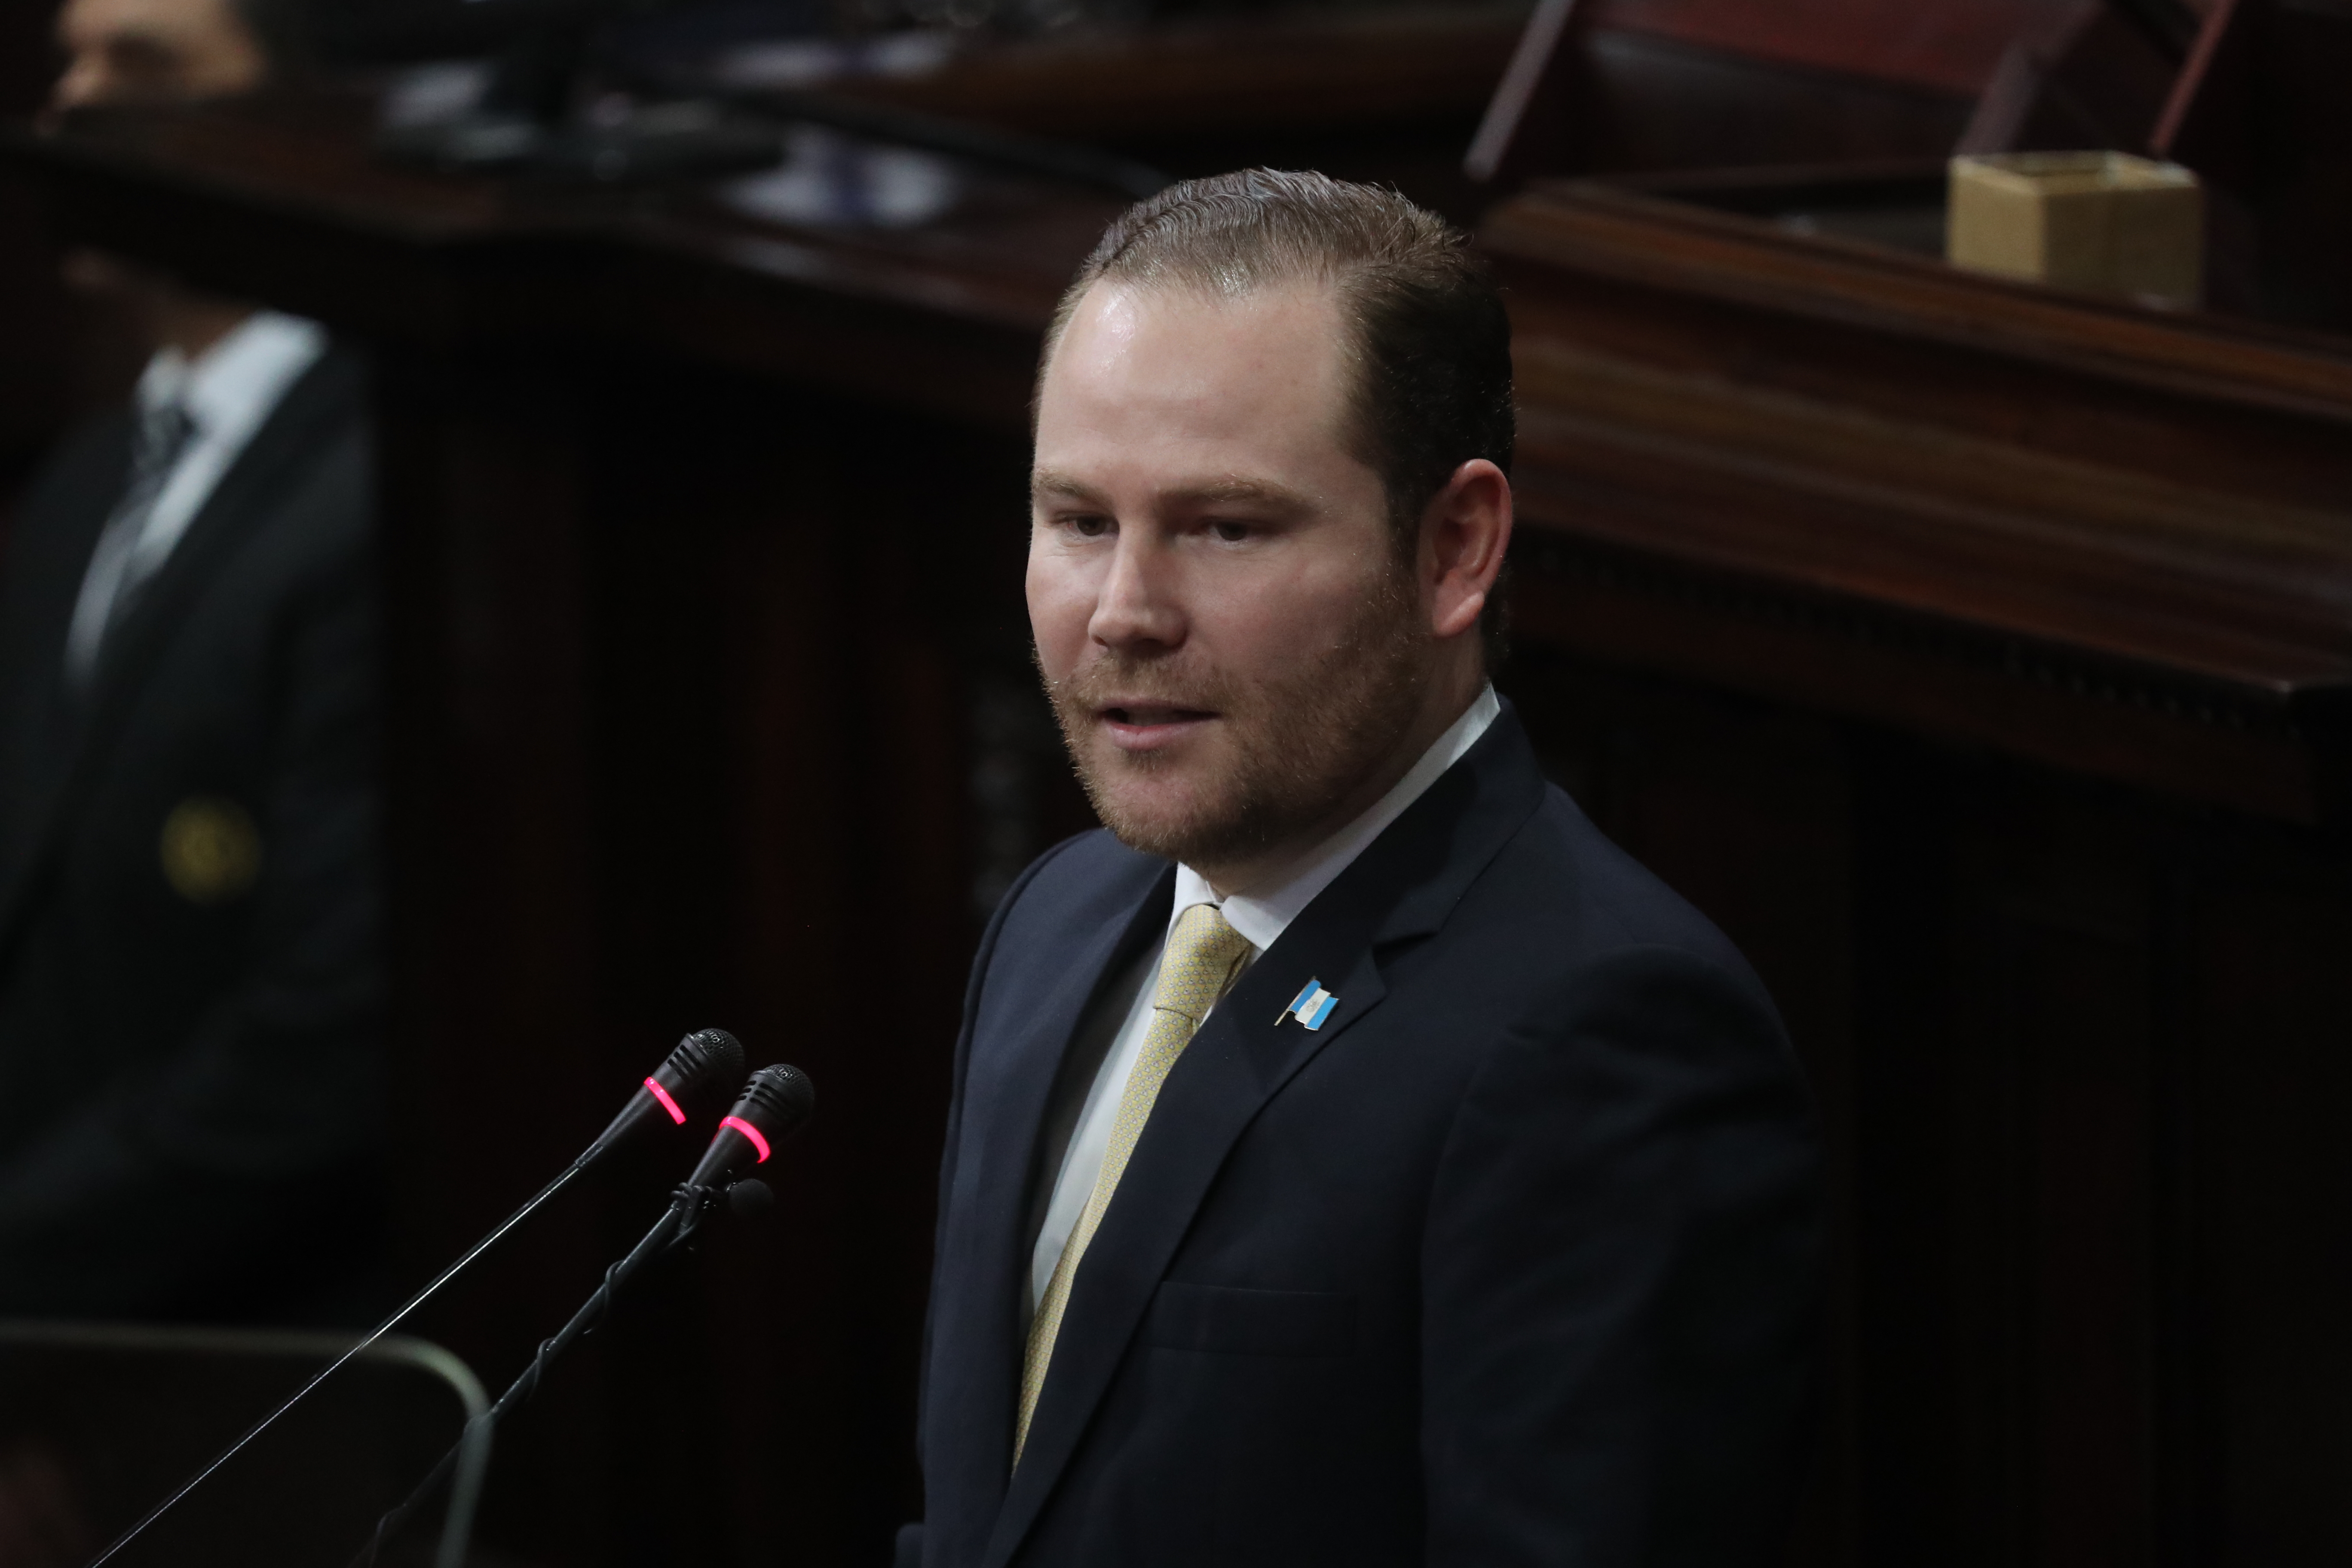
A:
[[1210, 520, 1251, 543], [1066, 514, 1112, 539]]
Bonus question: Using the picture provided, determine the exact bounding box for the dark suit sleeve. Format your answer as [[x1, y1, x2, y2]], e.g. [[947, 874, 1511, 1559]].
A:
[[904, 833, 1091, 1556], [1420, 945, 1822, 1568], [0, 529, 383, 1319]]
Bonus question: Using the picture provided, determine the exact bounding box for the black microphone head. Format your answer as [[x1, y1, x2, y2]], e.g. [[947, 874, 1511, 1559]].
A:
[[585, 1028, 752, 1165], [686, 1063, 815, 1188], [655, 1029, 747, 1118], [738, 1063, 815, 1131]]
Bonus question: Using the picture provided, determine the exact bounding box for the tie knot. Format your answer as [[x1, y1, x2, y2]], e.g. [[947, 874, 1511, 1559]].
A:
[[135, 402, 196, 474], [1151, 903, 1255, 1024]]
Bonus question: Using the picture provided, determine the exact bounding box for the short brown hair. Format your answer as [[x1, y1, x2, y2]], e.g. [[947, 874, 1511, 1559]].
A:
[[1041, 169, 1515, 657]]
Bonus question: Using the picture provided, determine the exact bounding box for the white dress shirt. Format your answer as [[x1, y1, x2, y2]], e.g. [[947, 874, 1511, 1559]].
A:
[[64, 311, 328, 683], [1026, 683, 1503, 1316]]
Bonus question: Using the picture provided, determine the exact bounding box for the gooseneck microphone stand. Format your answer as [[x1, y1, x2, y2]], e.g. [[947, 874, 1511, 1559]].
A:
[[85, 1030, 748, 1568], [354, 1180, 732, 1567], [355, 1064, 813, 1567]]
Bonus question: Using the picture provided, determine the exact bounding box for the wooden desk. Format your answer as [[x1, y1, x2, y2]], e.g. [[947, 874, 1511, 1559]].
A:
[[821, 4, 1528, 146], [1489, 171, 2352, 824]]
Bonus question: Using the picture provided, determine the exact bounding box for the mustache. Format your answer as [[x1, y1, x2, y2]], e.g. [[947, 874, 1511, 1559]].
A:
[[1043, 651, 1243, 714]]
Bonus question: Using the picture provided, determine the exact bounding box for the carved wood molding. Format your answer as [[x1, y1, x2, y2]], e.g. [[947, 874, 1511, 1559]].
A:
[[1507, 529, 2323, 822], [1486, 175, 2352, 823]]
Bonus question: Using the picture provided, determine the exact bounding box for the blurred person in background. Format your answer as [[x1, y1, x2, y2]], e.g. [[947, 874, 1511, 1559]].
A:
[[0, 0, 385, 1322]]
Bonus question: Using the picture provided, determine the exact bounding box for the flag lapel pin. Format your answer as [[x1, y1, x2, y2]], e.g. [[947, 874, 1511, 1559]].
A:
[[1279, 979, 1339, 1031]]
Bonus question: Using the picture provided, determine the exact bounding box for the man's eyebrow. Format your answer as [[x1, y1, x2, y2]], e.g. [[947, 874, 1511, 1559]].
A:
[[1170, 478, 1317, 513], [1029, 472, 1322, 515], [1031, 470, 1110, 506]]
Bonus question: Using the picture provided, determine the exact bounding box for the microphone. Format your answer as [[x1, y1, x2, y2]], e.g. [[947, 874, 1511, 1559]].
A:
[[583, 1027, 746, 1166], [357, 1063, 818, 1567], [686, 1063, 817, 1190], [667, 1064, 815, 1253], [89, 1030, 753, 1568]]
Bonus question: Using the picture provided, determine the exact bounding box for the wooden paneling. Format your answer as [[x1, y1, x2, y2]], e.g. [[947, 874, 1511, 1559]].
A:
[[1503, 635, 2352, 1565], [369, 340, 1014, 1564], [1492, 167, 2352, 1566]]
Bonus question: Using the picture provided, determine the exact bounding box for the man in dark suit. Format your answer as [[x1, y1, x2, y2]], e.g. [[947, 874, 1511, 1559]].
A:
[[906, 170, 1822, 1566], [0, 0, 382, 1321]]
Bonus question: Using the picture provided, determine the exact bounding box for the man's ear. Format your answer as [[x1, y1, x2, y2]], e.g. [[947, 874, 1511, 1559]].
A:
[[1422, 459, 1512, 641]]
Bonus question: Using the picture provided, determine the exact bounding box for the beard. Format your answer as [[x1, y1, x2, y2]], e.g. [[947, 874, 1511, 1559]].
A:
[[1040, 564, 1431, 873]]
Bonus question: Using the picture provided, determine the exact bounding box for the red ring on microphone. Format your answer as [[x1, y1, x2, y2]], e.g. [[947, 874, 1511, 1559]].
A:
[[720, 1114, 771, 1164], [644, 1077, 687, 1126]]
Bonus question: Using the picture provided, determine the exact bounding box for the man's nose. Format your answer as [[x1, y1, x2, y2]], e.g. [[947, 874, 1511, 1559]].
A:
[[48, 56, 104, 118], [1087, 533, 1185, 652]]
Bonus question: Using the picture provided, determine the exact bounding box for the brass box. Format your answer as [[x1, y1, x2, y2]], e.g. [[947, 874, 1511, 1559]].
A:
[[1947, 152, 2204, 308]]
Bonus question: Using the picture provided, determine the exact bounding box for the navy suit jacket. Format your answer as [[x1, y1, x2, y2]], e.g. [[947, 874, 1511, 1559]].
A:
[[910, 706, 1822, 1568]]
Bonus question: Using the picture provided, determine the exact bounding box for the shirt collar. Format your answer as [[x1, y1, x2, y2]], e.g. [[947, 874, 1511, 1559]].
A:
[[1169, 683, 1501, 954], [136, 311, 328, 447]]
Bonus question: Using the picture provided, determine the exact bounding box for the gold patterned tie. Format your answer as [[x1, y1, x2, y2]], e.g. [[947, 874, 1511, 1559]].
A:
[[1014, 902, 1256, 1467]]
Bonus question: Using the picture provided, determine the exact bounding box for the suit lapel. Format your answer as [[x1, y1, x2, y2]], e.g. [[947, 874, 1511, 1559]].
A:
[[940, 857, 1175, 1502], [0, 348, 364, 958], [0, 419, 131, 894], [983, 708, 1552, 1568], [985, 929, 1390, 1568]]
